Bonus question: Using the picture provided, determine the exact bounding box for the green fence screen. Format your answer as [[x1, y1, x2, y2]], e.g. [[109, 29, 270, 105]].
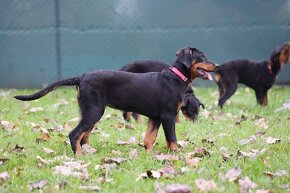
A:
[[0, 0, 289, 87]]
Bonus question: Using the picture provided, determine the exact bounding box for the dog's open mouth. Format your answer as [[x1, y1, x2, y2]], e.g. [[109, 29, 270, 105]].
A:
[[197, 68, 213, 80]]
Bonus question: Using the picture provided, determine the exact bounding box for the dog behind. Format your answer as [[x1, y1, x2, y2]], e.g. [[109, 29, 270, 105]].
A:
[[215, 42, 290, 108], [120, 60, 204, 123]]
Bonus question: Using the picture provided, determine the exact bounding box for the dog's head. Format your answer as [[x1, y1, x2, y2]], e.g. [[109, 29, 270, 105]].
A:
[[270, 42, 290, 67], [181, 93, 204, 122], [176, 47, 218, 80]]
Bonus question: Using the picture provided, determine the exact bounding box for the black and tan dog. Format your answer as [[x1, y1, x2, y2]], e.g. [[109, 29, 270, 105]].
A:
[[120, 60, 204, 123], [215, 42, 290, 108], [14, 47, 217, 155]]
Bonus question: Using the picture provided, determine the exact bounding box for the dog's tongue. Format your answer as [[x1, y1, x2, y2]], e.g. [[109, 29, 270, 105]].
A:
[[205, 71, 213, 81]]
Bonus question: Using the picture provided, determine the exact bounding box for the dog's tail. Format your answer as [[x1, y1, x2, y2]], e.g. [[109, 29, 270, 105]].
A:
[[14, 77, 80, 101]]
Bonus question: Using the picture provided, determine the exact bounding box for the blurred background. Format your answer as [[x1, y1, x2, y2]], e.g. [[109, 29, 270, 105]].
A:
[[0, 0, 289, 88]]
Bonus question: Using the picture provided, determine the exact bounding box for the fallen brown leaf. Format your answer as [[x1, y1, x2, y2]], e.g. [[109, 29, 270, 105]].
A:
[[201, 138, 215, 146], [136, 170, 162, 181], [189, 147, 210, 158], [0, 120, 16, 131], [28, 107, 44, 113], [157, 165, 175, 178], [43, 147, 55, 154], [78, 185, 101, 191], [225, 167, 241, 182], [237, 148, 266, 159], [195, 179, 217, 191], [185, 157, 202, 168], [102, 157, 127, 165], [129, 149, 138, 159], [28, 179, 48, 192], [266, 137, 281, 144], [0, 158, 9, 166], [280, 184, 290, 189], [0, 171, 10, 185], [238, 176, 257, 193], [155, 182, 192, 193], [82, 144, 97, 155], [54, 161, 90, 180], [36, 133, 50, 143], [177, 140, 190, 148], [155, 153, 180, 161]]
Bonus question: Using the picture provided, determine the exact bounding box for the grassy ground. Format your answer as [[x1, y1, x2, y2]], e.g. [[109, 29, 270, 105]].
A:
[[0, 86, 289, 192]]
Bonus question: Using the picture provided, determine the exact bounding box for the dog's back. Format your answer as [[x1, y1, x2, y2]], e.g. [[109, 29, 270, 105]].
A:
[[120, 60, 169, 73]]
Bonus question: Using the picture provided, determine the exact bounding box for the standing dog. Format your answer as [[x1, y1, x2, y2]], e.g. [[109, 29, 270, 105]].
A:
[[120, 60, 204, 123], [15, 47, 218, 155], [215, 42, 290, 108]]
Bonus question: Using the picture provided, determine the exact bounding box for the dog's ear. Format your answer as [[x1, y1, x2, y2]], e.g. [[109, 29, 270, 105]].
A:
[[176, 47, 192, 68]]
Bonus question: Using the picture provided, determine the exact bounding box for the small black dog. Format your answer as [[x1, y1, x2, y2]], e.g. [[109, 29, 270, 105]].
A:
[[120, 60, 204, 123], [15, 47, 217, 155], [215, 42, 290, 108]]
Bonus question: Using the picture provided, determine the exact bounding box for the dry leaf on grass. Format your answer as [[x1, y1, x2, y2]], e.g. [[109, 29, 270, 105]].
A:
[[185, 157, 202, 168], [102, 157, 127, 165], [237, 148, 266, 159], [78, 185, 101, 191], [0, 158, 9, 166], [225, 167, 241, 182], [177, 140, 190, 148], [157, 165, 175, 178], [220, 147, 232, 161], [195, 179, 217, 191], [238, 176, 257, 193], [136, 170, 162, 181], [129, 149, 138, 159], [254, 117, 269, 129], [188, 147, 211, 158], [116, 137, 137, 145], [266, 137, 281, 144], [0, 171, 10, 185], [265, 170, 288, 178], [82, 144, 97, 155], [28, 179, 48, 192], [201, 138, 215, 146], [54, 161, 90, 180], [28, 107, 44, 113], [280, 184, 290, 189], [43, 147, 55, 154], [235, 115, 248, 125], [155, 153, 180, 161], [155, 182, 192, 193], [0, 120, 16, 131], [238, 135, 257, 145]]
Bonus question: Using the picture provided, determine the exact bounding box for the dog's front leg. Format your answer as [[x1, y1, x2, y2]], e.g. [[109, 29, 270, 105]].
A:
[[144, 118, 161, 151], [161, 114, 178, 151]]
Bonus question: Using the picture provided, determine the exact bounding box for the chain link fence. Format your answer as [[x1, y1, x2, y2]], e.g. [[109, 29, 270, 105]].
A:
[[0, 0, 290, 87]]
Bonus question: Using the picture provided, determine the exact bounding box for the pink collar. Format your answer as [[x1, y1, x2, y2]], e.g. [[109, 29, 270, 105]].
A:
[[170, 67, 191, 86]]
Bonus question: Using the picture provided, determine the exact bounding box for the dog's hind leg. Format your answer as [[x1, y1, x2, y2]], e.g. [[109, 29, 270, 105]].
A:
[[218, 81, 238, 108], [160, 113, 178, 151], [144, 118, 161, 151], [69, 92, 105, 155]]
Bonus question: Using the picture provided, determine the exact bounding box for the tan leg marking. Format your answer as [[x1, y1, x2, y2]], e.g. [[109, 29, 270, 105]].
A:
[[144, 119, 159, 151], [75, 132, 86, 156], [80, 130, 91, 145], [175, 113, 180, 123], [166, 141, 178, 151], [262, 96, 268, 106]]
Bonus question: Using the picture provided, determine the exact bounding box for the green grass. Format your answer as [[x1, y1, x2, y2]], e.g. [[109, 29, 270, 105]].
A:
[[0, 86, 289, 192]]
